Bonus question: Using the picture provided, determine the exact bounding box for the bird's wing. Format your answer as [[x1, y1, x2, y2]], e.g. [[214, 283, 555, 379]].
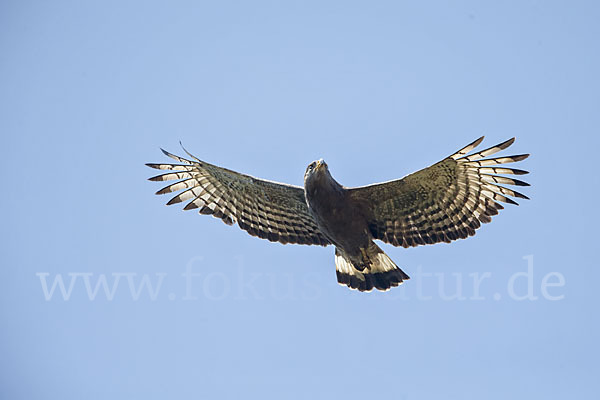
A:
[[147, 148, 331, 246], [348, 137, 530, 248]]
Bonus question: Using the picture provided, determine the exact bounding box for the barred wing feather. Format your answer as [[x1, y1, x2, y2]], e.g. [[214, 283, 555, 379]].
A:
[[349, 137, 530, 248], [146, 149, 330, 246]]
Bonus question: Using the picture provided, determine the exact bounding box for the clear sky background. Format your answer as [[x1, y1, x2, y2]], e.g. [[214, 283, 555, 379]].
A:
[[1, 1, 598, 399]]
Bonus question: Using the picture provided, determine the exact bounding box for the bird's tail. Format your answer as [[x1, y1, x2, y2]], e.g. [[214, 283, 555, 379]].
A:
[[335, 242, 410, 292]]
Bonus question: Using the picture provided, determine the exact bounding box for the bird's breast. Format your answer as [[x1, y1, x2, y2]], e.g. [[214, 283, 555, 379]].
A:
[[305, 185, 369, 249]]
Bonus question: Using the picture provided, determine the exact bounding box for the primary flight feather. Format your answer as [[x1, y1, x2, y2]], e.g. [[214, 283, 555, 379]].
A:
[[147, 137, 529, 292]]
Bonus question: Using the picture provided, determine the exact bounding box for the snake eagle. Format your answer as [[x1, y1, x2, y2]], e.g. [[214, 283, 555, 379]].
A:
[[147, 137, 529, 292]]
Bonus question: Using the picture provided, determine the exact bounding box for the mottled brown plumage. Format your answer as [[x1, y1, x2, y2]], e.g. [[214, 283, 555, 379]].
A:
[[147, 137, 529, 292]]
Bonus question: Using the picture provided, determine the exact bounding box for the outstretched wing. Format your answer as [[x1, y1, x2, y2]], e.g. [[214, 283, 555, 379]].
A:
[[349, 137, 530, 248], [146, 148, 330, 246]]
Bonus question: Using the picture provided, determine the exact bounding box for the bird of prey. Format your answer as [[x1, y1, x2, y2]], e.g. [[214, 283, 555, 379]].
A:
[[146, 137, 529, 292]]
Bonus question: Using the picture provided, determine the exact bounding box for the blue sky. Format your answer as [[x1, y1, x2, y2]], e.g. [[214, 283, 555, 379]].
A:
[[1, 1, 599, 399]]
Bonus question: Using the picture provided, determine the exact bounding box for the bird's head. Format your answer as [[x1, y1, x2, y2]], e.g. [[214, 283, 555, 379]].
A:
[[304, 159, 328, 182], [304, 159, 339, 195], [304, 158, 343, 199]]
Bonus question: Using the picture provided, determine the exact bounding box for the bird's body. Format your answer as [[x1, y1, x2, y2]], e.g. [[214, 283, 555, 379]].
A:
[[304, 161, 365, 251], [303, 159, 410, 289], [147, 137, 530, 292]]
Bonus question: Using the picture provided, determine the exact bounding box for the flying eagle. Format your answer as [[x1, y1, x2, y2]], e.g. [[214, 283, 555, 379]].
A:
[[146, 137, 529, 292]]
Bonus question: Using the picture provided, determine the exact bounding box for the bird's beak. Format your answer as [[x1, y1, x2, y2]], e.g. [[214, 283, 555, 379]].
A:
[[316, 159, 325, 170]]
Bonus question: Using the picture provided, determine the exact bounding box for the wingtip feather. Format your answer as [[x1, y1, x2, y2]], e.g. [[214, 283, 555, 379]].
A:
[[451, 136, 485, 159], [166, 196, 182, 206], [179, 141, 202, 163]]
